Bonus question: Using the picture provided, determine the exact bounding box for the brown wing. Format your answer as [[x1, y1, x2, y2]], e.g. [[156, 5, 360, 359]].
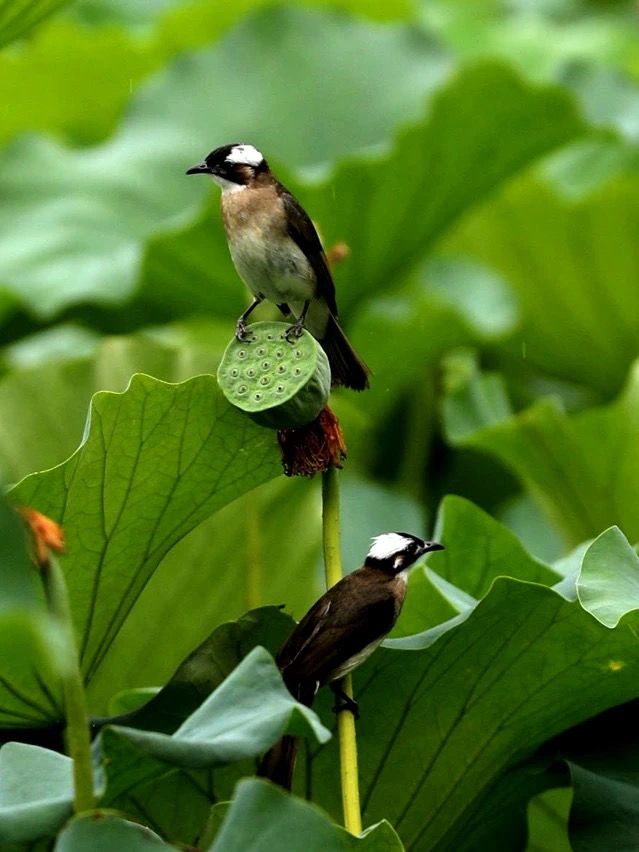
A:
[[279, 187, 338, 316], [277, 571, 398, 694]]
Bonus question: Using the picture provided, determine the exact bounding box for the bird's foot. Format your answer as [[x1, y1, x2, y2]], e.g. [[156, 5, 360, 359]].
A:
[[284, 320, 305, 342], [331, 691, 360, 720], [235, 320, 254, 342]]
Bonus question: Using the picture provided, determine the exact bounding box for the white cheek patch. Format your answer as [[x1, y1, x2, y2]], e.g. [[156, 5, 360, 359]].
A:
[[225, 144, 264, 167], [394, 554, 405, 570], [368, 532, 412, 561]]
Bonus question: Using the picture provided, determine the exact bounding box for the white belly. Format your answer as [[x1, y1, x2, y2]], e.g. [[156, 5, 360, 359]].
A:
[[228, 230, 315, 304]]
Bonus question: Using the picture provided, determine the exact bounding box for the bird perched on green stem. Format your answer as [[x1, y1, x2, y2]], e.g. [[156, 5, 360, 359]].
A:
[[258, 532, 444, 789]]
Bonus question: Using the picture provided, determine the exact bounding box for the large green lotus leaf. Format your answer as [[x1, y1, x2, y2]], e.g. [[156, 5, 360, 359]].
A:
[[11, 372, 280, 707], [577, 526, 639, 628], [442, 359, 639, 546], [0, 616, 63, 728], [294, 63, 584, 315], [441, 354, 512, 446], [552, 697, 639, 852], [81, 6, 448, 172], [336, 258, 517, 422], [105, 606, 294, 737], [0, 0, 72, 48], [430, 493, 558, 595], [0, 7, 449, 320], [89, 473, 423, 708], [567, 761, 639, 852], [524, 694, 639, 852], [94, 608, 294, 842], [447, 172, 639, 394], [3, 0, 409, 143], [498, 493, 564, 563], [391, 492, 558, 637], [0, 743, 73, 844], [302, 578, 639, 848], [0, 0, 414, 149], [0, 334, 227, 482], [107, 765, 215, 848], [2, 323, 101, 373], [0, 22, 161, 147], [526, 788, 572, 852], [435, 759, 569, 852], [141, 62, 585, 329], [423, 1, 639, 83], [209, 779, 403, 851], [95, 645, 332, 844], [105, 647, 329, 770], [97, 731, 250, 847], [54, 813, 175, 851]]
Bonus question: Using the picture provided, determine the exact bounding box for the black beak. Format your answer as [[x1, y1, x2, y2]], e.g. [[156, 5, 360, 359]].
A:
[[186, 161, 210, 176], [422, 541, 445, 554]]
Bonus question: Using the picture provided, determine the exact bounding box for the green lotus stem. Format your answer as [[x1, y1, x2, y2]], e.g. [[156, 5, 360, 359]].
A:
[[321, 466, 362, 835], [42, 555, 95, 813], [245, 490, 262, 610]]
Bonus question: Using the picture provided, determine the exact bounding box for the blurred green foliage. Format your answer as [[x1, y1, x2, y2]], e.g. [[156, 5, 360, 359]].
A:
[[2, 0, 639, 849]]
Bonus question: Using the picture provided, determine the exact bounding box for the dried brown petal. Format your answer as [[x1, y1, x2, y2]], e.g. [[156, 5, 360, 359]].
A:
[[277, 405, 347, 477]]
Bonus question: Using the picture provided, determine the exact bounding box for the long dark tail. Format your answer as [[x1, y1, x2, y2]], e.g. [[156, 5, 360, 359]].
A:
[[257, 735, 299, 791], [321, 313, 370, 391]]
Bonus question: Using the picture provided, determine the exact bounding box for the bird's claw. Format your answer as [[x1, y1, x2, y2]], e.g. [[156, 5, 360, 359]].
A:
[[235, 321, 254, 342], [284, 322, 305, 343]]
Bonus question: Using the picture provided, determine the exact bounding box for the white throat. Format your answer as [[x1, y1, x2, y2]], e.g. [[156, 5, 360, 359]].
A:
[[211, 174, 246, 194]]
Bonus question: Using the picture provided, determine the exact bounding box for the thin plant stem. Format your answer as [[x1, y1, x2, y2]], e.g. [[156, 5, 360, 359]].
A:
[[398, 368, 435, 513], [42, 555, 95, 812], [244, 490, 262, 610], [321, 466, 362, 835]]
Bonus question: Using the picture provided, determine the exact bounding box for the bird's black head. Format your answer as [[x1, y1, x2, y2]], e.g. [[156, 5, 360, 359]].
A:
[[364, 532, 444, 575], [185, 143, 269, 189]]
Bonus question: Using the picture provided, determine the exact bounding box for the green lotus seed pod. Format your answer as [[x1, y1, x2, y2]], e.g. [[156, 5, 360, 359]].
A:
[[217, 321, 331, 429]]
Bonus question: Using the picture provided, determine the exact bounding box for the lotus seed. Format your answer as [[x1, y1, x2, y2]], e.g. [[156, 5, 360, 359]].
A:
[[261, 360, 270, 370], [246, 368, 255, 378]]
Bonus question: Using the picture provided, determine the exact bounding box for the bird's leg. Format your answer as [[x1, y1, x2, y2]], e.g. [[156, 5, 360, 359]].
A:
[[277, 303, 292, 317], [284, 301, 310, 342], [235, 296, 263, 341], [330, 683, 360, 720]]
